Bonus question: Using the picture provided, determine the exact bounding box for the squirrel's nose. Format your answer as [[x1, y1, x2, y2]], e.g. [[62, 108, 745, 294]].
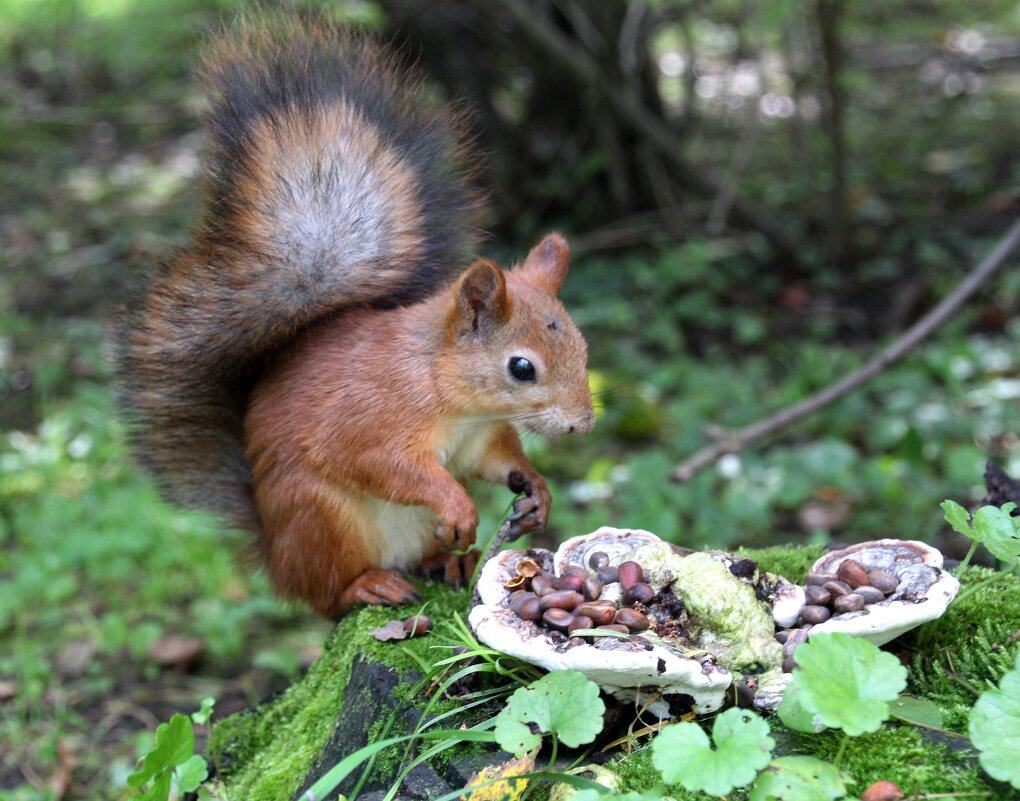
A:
[[571, 408, 596, 435]]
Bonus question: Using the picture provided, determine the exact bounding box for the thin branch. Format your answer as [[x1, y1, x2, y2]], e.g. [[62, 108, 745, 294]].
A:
[[484, 0, 804, 264], [670, 215, 1020, 482]]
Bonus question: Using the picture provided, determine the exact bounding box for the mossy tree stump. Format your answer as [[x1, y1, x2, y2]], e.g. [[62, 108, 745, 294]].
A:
[[209, 545, 1020, 801]]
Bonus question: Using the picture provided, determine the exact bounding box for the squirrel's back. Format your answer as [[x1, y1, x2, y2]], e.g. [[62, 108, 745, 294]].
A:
[[113, 15, 483, 529]]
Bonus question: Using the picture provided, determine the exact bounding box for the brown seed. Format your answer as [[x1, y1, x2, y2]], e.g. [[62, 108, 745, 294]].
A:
[[582, 578, 604, 601], [783, 628, 809, 657], [566, 636, 586, 649], [822, 580, 852, 598], [588, 551, 610, 570], [568, 615, 594, 635], [615, 608, 651, 632], [531, 575, 554, 596], [517, 597, 542, 621], [403, 615, 433, 637], [618, 561, 643, 591], [868, 570, 898, 594], [805, 572, 837, 586], [561, 564, 589, 580], [799, 605, 832, 625], [623, 582, 655, 606], [833, 593, 866, 614], [574, 603, 616, 626], [509, 591, 536, 615], [504, 574, 529, 591], [597, 566, 619, 584], [596, 624, 630, 635], [552, 576, 585, 592], [628, 636, 653, 650], [515, 558, 541, 578], [782, 655, 798, 673], [804, 585, 832, 606], [542, 608, 574, 631], [854, 585, 886, 605], [540, 590, 581, 611], [837, 559, 869, 589], [860, 780, 904, 801], [774, 629, 790, 644]]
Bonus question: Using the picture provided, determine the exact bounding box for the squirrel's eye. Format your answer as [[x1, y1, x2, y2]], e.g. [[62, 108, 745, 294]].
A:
[[508, 356, 536, 382]]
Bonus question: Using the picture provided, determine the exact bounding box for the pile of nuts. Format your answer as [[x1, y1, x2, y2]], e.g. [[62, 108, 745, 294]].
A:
[[503, 551, 684, 648], [778, 558, 900, 671]]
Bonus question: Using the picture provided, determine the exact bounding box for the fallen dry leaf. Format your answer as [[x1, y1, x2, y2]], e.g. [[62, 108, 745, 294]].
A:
[[461, 753, 535, 801], [147, 634, 205, 668], [371, 620, 408, 642]]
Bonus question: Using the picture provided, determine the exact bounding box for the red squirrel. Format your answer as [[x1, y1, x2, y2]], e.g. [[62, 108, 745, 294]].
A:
[[113, 16, 594, 618]]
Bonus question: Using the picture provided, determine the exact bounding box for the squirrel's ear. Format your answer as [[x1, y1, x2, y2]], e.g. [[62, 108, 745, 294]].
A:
[[519, 232, 571, 296], [456, 259, 510, 335]]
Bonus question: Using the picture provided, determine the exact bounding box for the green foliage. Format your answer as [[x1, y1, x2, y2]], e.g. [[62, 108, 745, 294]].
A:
[[780, 633, 907, 736], [887, 696, 944, 730], [942, 500, 1020, 564], [127, 714, 207, 800], [749, 756, 846, 801], [493, 670, 606, 756], [969, 651, 1020, 789], [651, 708, 775, 795]]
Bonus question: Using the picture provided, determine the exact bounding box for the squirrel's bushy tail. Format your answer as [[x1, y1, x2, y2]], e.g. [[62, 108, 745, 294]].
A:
[[113, 14, 482, 529]]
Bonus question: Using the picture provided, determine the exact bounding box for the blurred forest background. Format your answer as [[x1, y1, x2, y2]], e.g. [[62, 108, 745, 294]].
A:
[[2, 0, 1019, 798]]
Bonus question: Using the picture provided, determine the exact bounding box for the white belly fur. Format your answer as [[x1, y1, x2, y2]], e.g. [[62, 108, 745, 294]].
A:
[[372, 419, 499, 569]]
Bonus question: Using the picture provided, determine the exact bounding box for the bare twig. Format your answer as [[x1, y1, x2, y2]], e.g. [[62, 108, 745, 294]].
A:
[[485, 0, 804, 264], [670, 215, 1020, 482], [471, 519, 514, 609]]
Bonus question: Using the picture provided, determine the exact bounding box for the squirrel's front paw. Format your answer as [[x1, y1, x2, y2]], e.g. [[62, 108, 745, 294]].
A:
[[434, 497, 479, 551], [507, 469, 551, 540]]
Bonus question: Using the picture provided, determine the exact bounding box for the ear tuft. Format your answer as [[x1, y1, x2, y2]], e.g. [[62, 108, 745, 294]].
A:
[[520, 232, 571, 295], [457, 259, 510, 334]]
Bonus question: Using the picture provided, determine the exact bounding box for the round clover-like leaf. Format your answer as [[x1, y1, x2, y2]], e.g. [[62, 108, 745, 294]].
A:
[[750, 756, 846, 801], [777, 678, 826, 734], [651, 707, 774, 796], [793, 632, 906, 736], [969, 651, 1020, 788], [494, 670, 605, 757]]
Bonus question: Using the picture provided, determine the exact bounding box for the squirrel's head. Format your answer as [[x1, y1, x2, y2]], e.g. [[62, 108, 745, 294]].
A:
[[443, 233, 595, 437]]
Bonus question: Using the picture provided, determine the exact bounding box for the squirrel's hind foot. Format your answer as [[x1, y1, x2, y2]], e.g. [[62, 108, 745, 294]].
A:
[[336, 569, 420, 618]]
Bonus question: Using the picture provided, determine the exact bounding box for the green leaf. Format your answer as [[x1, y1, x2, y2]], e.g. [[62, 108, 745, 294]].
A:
[[176, 754, 209, 793], [971, 503, 1020, 563], [136, 771, 172, 801], [941, 500, 1020, 563], [889, 696, 944, 730], [191, 696, 215, 726], [792, 632, 907, 736], [969, 651, 1020, 788], [750, 756, 847, 801], [777, 679, 826, 734], [127, 714, 195, 788], [494, 671, 605, 756], [650, 707, 775, 796], [941, 499, 973, 539]]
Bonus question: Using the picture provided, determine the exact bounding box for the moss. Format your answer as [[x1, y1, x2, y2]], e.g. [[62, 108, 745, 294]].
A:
[[209, 581, 471, 801], [736, 543, 826, 582], [908, 565, 1020, 730]]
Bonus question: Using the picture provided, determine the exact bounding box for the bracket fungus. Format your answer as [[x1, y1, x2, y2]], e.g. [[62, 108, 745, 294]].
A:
[[469, 528, 959, 715]]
